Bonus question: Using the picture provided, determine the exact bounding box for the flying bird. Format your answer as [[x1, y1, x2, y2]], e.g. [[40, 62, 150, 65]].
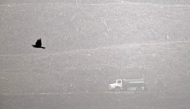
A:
[[32, 38, 45, 49]]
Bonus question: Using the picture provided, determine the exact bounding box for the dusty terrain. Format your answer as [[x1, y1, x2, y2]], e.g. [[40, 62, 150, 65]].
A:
[[1, 92, 190, 109], [0, 0, 190, 109]]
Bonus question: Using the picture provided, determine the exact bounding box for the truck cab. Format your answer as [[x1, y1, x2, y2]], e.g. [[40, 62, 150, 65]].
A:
[[109, 79, 123, 91]]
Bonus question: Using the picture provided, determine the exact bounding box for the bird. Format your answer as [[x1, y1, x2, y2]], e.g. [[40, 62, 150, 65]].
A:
[[32, 38, 45, 49]]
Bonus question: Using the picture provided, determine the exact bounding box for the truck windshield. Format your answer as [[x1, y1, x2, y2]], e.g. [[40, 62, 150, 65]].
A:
[[117, 80, 121, 83]]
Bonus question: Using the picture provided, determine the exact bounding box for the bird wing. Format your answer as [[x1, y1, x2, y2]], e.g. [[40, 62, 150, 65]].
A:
[[36, 39, 42, 46]]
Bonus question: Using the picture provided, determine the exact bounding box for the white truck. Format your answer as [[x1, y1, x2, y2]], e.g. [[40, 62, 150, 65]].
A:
[[109, 78, 147, 92]]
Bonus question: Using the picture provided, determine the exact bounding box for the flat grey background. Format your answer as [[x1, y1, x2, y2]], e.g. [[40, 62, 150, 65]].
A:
[[0, 0, 190, 109]]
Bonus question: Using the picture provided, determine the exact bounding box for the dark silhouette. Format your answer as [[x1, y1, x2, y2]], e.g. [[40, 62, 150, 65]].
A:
[[32, 38, 45, 49]]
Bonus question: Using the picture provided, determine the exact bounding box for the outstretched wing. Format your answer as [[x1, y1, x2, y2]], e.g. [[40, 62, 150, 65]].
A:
[[36, 39, 42, 47]]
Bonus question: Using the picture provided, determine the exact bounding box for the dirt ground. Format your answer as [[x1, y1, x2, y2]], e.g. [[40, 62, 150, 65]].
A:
[[1, 91, 190, 109]]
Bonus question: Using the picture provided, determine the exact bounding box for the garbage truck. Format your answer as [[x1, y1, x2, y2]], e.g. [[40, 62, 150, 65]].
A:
[[108, 78, 147, 91]]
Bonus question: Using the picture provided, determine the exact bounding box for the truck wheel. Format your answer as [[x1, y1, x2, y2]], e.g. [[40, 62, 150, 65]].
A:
[[114, 87, 121, 92], [136, 87, 142, 92]]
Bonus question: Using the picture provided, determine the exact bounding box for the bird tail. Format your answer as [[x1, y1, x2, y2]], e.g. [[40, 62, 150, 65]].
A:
[[41, 47, 45, 49]]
